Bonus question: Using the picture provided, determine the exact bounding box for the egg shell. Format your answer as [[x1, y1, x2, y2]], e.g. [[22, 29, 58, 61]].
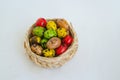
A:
[[46, 37, 61, 49]]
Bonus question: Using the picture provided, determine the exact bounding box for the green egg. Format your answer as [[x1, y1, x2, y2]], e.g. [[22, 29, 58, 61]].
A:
[[32, 27, 46, 37], [40, 38, 48, 48], [44, 29, 57, 39]]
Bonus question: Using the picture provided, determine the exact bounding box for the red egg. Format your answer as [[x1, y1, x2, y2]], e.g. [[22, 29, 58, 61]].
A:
[[55, 44, 68, 55], [36, 18, 47, 27], [62, 35, 73, 46]]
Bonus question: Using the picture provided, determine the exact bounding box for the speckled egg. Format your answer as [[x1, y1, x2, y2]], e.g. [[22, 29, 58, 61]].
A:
[[46, 21, 57, 30], [44, 29, 57, 39], [42, 49, 55, 57]]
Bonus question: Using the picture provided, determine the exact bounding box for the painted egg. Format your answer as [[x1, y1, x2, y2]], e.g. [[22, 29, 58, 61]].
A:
[[46, 37, 61, 49], [46, 21, 57, 30]]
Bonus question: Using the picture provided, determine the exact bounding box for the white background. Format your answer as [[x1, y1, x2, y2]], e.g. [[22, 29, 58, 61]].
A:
[[0, 0, 120, 80]]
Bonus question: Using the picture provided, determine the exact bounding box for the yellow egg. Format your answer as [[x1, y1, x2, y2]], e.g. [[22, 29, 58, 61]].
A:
[[42, 49, 55, 57], [57, 28, 67, 38], [46, 21, 57, 30]]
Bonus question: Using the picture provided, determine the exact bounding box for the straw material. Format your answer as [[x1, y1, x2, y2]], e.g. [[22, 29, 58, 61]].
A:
[[24, 18, 78, 68]]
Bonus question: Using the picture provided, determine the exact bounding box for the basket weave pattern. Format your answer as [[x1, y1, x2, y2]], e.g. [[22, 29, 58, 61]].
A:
[[24, 19, 78, 68]]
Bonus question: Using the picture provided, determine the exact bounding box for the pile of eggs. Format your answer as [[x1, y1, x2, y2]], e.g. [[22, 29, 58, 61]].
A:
[[29, 18, 73, 57]]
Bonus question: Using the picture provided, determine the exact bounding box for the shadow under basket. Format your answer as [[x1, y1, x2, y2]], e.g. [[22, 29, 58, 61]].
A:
[[24, 18, 78, 68]]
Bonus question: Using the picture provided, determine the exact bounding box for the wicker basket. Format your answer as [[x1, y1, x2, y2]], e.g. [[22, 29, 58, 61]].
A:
[[24, 18, 78, 68]]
